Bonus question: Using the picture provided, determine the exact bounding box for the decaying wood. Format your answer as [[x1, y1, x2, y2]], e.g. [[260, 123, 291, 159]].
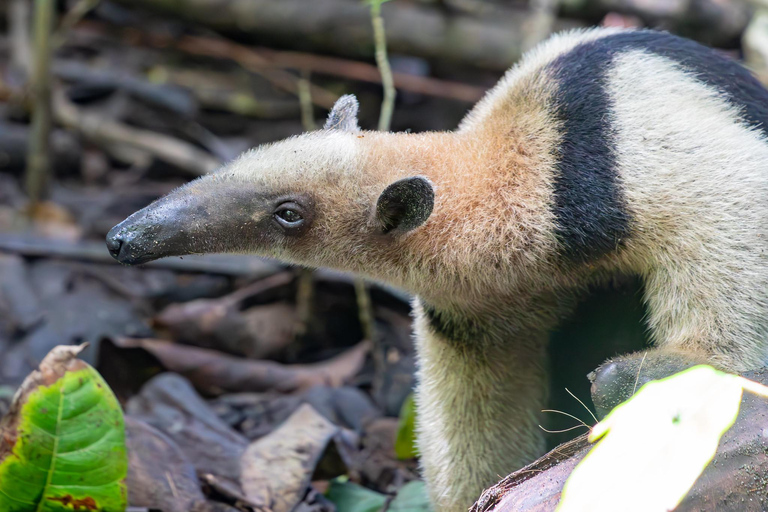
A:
[[111, 0, 582, 71], [471, 435, 590, 512]]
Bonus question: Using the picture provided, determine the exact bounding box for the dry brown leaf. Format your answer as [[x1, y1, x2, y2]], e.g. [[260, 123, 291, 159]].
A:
[[240, 404, 341, 512], [154, 272, 295, 358], [126, 417, 206, 512]]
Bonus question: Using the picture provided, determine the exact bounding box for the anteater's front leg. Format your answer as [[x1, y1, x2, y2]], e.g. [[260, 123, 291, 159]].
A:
[[413, 301, 549, 512]]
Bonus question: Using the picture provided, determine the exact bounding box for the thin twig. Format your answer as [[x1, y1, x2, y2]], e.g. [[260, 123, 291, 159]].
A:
[[53, 0, 100, 48], [370, 1, 397, 131], [294, 73, 317, 340], [355, 278, 377, 342], [294, 268, 315, 339], [358, 0, 398, 395], [8, 0, 33, 76], [25, 0, 56, 208], [297, 73, 317, 131]]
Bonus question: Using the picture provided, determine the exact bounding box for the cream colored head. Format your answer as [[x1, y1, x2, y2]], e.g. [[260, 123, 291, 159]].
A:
[[106, 95, 437, 291]]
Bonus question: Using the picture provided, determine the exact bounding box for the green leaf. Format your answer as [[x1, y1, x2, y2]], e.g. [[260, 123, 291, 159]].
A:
[[557, 365, 754, 512], [395, 393, 418, 460], [0, 344, 128, 512], [327, 479, 388, 512], [388, 481, 432, 512]]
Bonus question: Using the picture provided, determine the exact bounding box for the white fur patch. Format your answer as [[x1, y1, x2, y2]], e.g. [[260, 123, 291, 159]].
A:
[[459, 27, 622, 132], [607, 50, 768, 369]]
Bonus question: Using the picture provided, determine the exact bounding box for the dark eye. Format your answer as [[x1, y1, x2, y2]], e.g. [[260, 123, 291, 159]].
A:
[[277, 209, 302, 223], [274, 203, 305, 229]]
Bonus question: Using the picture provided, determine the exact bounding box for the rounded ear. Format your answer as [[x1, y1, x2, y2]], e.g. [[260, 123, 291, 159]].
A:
[[324, 94, 360, 132], [376, 176, 435, 234]]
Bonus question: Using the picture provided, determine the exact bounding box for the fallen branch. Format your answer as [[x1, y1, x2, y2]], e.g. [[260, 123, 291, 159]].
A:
[[75, 21, 485, 104], [257, 47, 486, 103], [53, 89, 221, 175], [112, 337, 372, 395], [110, 0, 583, 71], [170, 35, 340, 110]]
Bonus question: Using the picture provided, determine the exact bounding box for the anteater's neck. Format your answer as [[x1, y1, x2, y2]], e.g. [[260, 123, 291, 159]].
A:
[[357, 127, 560, 304]]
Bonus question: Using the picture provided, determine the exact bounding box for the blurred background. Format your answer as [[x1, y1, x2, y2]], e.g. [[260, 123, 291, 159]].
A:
[[0, 0, 765, 510]]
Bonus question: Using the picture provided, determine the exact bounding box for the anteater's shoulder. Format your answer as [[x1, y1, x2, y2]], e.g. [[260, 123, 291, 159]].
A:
[[462, 28, 768, 136]]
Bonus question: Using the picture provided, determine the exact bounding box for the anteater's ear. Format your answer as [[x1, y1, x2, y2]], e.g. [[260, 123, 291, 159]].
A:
[[375, 176, 434, 234], [324, 94, 360, 132]]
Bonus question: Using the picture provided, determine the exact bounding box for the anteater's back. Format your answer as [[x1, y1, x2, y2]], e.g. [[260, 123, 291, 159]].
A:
[[462, 28, 768, 370]]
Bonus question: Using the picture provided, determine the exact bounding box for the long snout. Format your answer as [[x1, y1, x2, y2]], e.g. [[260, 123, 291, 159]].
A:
[[106, 179, 270, 265], [106, 200, 183, 265]]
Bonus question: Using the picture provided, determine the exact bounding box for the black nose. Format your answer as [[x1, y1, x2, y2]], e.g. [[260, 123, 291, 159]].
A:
[[106, 228, 123, 260]]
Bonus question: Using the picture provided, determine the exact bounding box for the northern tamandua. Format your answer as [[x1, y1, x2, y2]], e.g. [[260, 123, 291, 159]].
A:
[[107, 28, 768, 512]]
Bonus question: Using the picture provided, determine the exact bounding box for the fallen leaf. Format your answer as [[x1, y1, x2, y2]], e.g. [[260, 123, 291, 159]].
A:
[[240, 403, 347, 512], [154, 272, 297, 358], [388, 481, 432, 512], [0, 343, 128, 511], [126, 373, 248, 482], [126, 417, 205, 512], [326, 479, 387, 512], [211, 385, 380, 440]]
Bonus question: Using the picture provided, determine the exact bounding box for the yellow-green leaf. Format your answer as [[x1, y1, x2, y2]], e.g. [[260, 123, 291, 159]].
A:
[[395, 393, 418, 460], [557, 365, 755, 512], [0, 344, 128, 512]]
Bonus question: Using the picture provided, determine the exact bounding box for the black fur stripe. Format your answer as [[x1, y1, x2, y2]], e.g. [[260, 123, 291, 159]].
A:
[[547, 30, 768, 262], [421, 301, 482, 344]]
